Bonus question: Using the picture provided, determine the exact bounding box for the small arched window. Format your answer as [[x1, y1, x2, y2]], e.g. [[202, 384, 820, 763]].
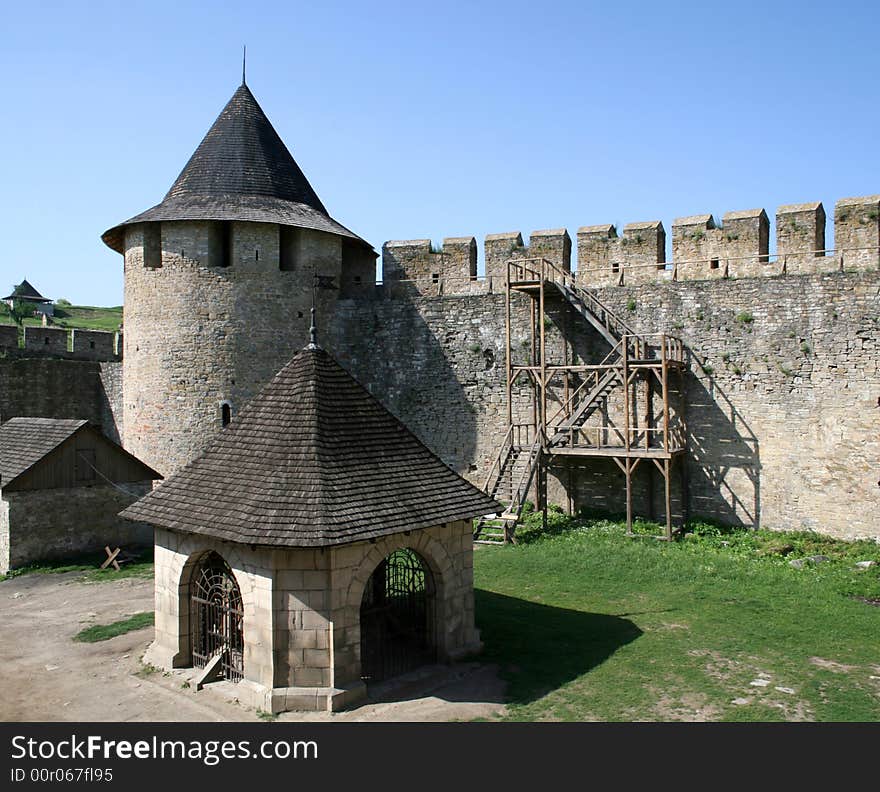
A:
[[221, 402, 232, 427]]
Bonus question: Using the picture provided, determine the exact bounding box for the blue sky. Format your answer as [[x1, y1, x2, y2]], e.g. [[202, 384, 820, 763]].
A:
[[2, 0, 878, 305]]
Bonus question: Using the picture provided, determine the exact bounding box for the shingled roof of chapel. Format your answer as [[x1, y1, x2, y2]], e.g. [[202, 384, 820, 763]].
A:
[[121, 344, 501, 547], [102, 83, 372, 253]]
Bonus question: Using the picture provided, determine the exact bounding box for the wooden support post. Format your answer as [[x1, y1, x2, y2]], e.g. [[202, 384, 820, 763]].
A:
[[664, 457, 672, 541], [539, 262, 547, 438], [622, 338, 630, 452], [625, 458, 633, 536], [530, 297, 537, 438], [566, 462, 574, 516], [661, 336, 669, 452], [505, 261, 512, 428]]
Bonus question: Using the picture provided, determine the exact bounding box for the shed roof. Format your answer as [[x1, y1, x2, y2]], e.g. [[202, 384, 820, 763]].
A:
[[121, 345, 501, 548], [102, 83, 372, 254], [0, 419, 87, 485], [0, 418, 161, 489]]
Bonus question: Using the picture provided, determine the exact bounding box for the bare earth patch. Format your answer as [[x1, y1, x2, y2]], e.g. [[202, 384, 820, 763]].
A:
[[685, 649, 814, 719], [0, 572, 506, 723], [688, 648, 746, 683], [809, 657, 858, 674], [649, 691, 722, 722]]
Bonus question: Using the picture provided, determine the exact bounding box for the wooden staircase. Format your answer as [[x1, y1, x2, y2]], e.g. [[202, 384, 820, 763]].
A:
[[474, 430, 543, 544], [476, 256, 687, 544], [548, 367, 620, 448]]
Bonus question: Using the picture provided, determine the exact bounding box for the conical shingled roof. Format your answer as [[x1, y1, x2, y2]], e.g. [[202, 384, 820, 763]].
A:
[[120, 346, 501, 547], [102, 84, 370, 253]]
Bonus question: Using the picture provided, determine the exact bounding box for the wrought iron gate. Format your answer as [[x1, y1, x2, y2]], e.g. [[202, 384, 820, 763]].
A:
[[360, 548, 435, 683], [190, 552, 244, 682]]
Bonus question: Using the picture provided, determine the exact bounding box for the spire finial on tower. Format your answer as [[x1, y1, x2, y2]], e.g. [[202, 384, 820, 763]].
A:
[[308, 273, 320, 350], [242, 45, 247, 86], [308, 306, 318, 349]]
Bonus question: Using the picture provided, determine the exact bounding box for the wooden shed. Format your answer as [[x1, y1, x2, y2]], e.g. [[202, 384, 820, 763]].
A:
[[0, 418, 161, 573]]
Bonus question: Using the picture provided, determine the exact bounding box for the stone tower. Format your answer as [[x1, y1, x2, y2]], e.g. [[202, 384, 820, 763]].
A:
[[102, 81, 376, 476]]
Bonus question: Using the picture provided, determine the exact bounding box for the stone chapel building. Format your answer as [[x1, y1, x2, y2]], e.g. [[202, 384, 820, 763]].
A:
[[122, 339, 499, 712]]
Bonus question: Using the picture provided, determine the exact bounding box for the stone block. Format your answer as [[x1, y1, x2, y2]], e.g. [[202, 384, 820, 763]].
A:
[[577, 224, 618, 286], [302, 570, 327, 590], [776, 202, 826, 274], [303, 648, 331, 668], [289, 629, 318, 649], [277, 569, 304, 590], [529, 229, 572, 272], [835, 195, 880, 270], [295, 667, 329, 687], [24, 326, 68, 354], [302, 609, 329, 629], [721, 208, 769, 278], [0, 325, 19, 350]]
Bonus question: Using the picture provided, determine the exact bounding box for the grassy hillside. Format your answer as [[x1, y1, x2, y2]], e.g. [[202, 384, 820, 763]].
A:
[[0, 302, 122, 332]]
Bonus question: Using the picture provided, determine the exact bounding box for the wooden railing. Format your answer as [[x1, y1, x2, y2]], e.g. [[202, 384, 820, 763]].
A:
[[482, 425, 515, 492], [506, 431, 545, 517]]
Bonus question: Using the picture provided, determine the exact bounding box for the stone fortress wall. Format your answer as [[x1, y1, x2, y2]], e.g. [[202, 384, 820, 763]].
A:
[[0, 325, 121, 361], [0, 326, 123, 444], [381, 194, 880, 294], [329, 193, 880, 541], [2, 193, 877, 540]]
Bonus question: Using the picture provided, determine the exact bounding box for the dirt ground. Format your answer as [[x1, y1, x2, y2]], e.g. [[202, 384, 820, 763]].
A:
[[0, 571, 506, 722]]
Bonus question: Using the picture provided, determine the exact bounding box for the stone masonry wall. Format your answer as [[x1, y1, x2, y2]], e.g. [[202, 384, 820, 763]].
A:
[[328, 269, 879, 540], [0, 358, 123, 443], [384, 195, 878, 294], [123, 220, 346, 477], [0, 483, 153, 574], [595, 272, 880, 539], [149, 520, 477, 712], [0, 326, 121, 360]]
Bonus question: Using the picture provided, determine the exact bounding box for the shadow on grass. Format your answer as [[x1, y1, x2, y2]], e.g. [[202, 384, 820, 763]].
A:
[[475, 589, 642, 706]]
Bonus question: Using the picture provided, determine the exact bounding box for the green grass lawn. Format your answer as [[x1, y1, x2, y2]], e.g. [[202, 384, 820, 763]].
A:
[[74, 612, 154, 643], [475, 511, 880, 722], [0, 303, 122, 332]]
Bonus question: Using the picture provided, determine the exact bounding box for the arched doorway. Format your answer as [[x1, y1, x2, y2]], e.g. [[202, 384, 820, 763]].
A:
[[360, 548, 436, 683], [189, 551, 244, 681]]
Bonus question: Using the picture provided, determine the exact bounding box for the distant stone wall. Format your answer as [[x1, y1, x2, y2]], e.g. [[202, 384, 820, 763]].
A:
[[0, 358, 123, 443], [0, 483, 153, 573], [0, 326, 121, 361]]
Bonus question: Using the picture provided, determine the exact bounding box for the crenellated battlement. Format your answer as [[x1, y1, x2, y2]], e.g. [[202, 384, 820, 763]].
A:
[[0, 325, 122, 361], [380, 194, 880, 296]]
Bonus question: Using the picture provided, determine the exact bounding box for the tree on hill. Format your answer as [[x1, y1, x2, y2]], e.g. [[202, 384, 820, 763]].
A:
[[9, 297, 40, 326]]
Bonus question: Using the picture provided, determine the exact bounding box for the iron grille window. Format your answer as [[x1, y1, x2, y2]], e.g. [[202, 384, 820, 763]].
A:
[[360, 548, 435, 683], [190, 552, 244, 682]]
